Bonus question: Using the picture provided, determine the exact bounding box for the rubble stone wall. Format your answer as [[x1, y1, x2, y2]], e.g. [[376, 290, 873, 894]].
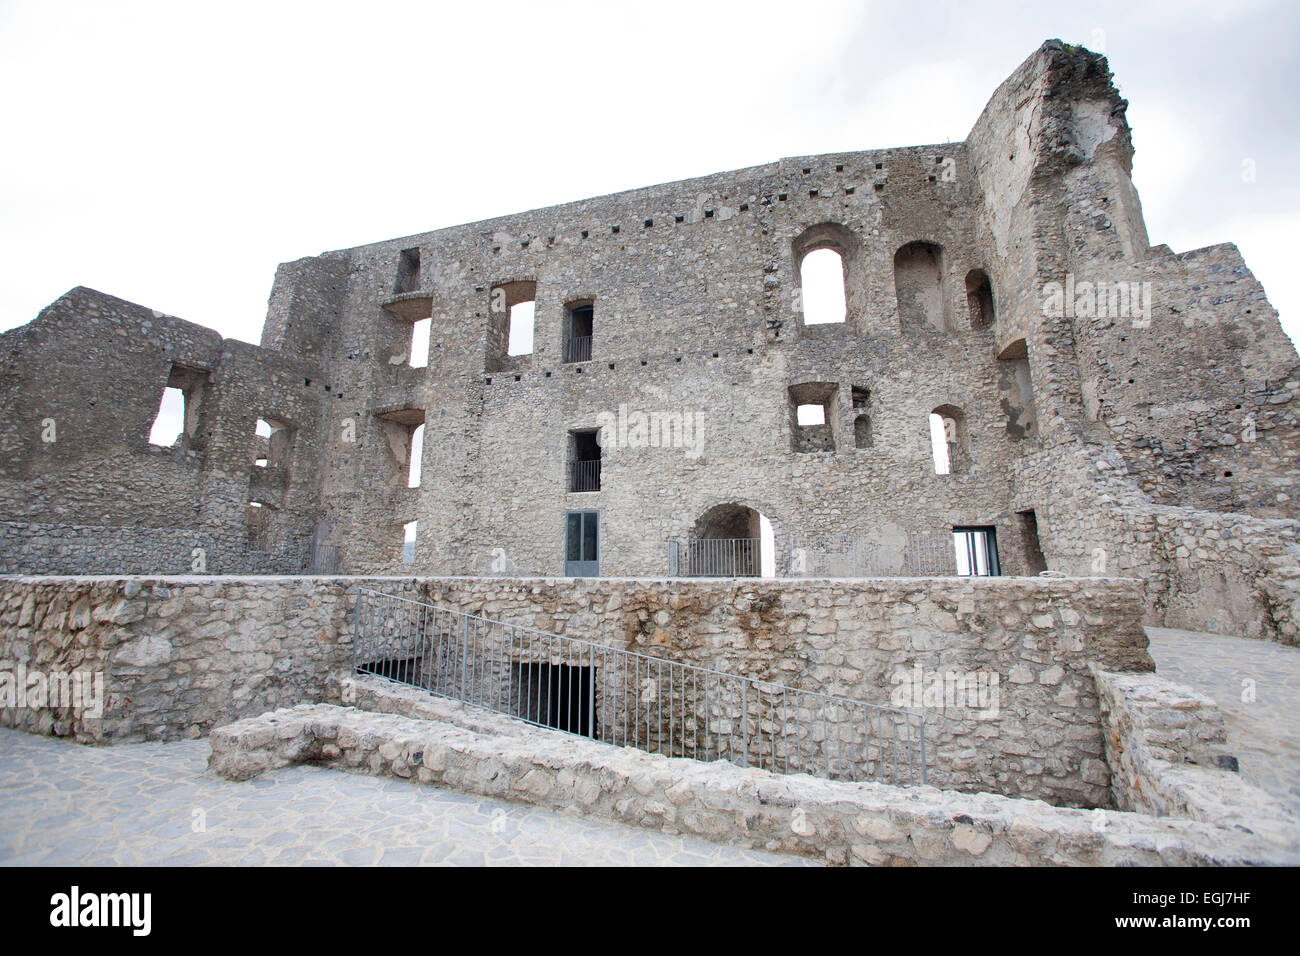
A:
[[0, 573, 1151, 807]]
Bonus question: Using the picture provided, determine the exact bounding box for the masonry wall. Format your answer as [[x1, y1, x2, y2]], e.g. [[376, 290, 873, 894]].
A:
[[0, 573, 1151, 808], [1, 40, 1297, 646], [0, 287, 331, 562]]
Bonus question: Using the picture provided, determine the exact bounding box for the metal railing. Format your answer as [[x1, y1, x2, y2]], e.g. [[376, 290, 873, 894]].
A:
[[353, 588, 926, 786], [564, 335, 592, 363], [669, 537, 760, 577], [569, 458, 601, 493]]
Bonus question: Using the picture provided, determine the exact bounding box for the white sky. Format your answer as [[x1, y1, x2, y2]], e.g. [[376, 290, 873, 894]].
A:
[[1, 0, 1296, 348]]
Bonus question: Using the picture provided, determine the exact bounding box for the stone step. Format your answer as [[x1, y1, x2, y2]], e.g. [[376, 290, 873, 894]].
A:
[[208, 687, 1300, 867]]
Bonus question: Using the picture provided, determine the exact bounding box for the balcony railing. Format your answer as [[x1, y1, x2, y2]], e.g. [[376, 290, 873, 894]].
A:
[[668, 537, 760, 577], [569, 458, 601, 492], [564, 336, 592, 364]]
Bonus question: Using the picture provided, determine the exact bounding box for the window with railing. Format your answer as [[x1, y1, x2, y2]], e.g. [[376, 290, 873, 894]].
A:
[[565, 301, 594, 363], [568, 428, 601, 492]]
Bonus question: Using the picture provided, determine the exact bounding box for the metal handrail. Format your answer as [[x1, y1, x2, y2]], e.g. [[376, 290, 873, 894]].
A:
[[352, 588, 926, 786]]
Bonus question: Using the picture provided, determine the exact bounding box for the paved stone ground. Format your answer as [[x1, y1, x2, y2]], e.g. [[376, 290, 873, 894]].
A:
[[0, 729, 814, 866], [1146, 627, 1300, 816]]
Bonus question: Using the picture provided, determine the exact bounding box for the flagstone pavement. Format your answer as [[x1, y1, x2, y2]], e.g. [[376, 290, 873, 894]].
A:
[[0, 729, 814, 867], [1146, 626, 1300, 816]]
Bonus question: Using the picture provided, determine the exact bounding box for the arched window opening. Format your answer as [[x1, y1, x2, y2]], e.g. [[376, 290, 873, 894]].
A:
[[966, 269, 995, 330], [929, 404, 968, 474], [792, 223, 858, 329], [799, 248, 847, 325]]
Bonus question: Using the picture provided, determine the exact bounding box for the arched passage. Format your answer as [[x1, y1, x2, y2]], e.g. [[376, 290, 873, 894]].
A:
[[689, 503, 773, 577]]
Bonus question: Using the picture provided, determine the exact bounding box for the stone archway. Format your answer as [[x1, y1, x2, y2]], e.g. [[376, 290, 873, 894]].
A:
[[689, 503, 764, 576]]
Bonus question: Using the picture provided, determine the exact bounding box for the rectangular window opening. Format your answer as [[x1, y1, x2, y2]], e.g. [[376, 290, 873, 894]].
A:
[[148, 387, 186, 448], [953, 526, 1000, 576], [508, 300, 535, 356], [569, 429, 601, 492], [402, 520, 417, 564], [565, 303, 594, 363], [395, 247, 421, 294], [409, 317, 431, 368]]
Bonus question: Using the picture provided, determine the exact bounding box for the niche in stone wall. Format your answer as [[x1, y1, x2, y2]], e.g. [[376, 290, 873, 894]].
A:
[[789, 382, 839, 453], [997, 338, 1037, 441], [966, 269, 995, 330], [894, 241, 948, 333], [394, 247, 421, 294], [246, 499, 274, 549], [851, 385, 873, 449], [1018, 509, 1048, 574]]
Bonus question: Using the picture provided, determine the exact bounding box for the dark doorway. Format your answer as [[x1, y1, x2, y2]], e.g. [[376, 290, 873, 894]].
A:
[[1018, 509, 1048, 575], [565, 303, 594, 363], [569, 430, 601, 492], [512, 662, 595, 737]]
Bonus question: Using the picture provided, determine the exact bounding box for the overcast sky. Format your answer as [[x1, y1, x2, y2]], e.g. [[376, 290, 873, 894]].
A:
[[2, 0, 1296, 347]]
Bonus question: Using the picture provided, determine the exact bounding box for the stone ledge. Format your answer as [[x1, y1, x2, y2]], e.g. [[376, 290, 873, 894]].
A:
[[1093, 664, 1298, 847], [208, 698, 1300, 866]]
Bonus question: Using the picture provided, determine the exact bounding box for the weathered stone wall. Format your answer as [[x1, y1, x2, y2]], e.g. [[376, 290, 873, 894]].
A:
[[0, 287, 330, 559], [0, 521, 311, 575], [208, 694, 1300, 866], [0, 573, 1152, 807], [0, 40, 1295, 648], [0, 577, 348, 742]]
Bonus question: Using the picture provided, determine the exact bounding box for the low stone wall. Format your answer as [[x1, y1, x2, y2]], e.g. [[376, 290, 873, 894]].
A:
[[1093, 666, 1298, 846], [0, 573, 1153, 807], [0, 577, 348, 741], [207, 692, 1300, 866]]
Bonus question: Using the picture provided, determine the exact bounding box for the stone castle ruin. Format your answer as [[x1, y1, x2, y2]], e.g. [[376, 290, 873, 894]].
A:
[[2, 41, 1298, 865]]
